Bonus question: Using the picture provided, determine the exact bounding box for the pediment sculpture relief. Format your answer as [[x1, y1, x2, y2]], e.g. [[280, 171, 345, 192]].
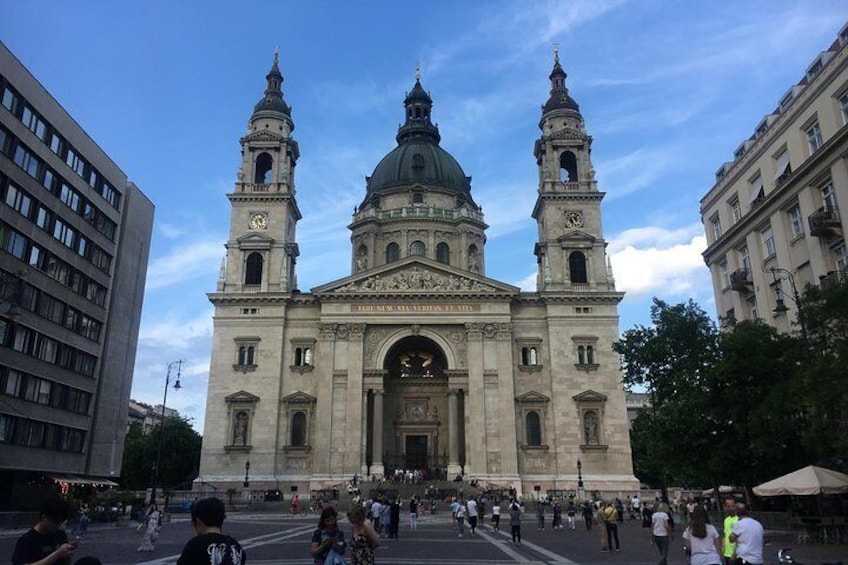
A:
[[335, 266, 497, 293]]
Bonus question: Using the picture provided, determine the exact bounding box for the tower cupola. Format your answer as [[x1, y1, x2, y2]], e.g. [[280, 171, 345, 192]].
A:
[[396, 67, 441, 144], [252, 48, 292, 120], [542, 46, 580, 115]]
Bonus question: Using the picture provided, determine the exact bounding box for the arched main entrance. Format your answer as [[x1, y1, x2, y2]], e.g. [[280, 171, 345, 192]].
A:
[[381, 336, 449, 476]]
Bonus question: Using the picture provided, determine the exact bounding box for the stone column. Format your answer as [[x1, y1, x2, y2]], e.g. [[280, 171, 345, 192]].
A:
[[313, 324, 337, 479], [371, 389, 384, 477], [465, 323, 485, 476], [345, 324, 366, 476], [361, 392, 369, 478], [497, 326, 519, 477], [447, 389, 461, 477]]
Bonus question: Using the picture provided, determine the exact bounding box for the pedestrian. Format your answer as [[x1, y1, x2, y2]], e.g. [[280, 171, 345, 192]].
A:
[[347, 506, 379, 565], [603, 501, 620, 551], [729, 503, 764, 565], [683, 505, 722, 565], [536, 500, 545, 531], [456, 500, 466, 538], [582, 500, 593, 530], [631, 493, 641, 521], [491, 501, 501, 531], [409, 496, 419, 531], [614, 498, 624, 525], [73, 502, 90, 540], [177, 497, 245, 565], [566, 500, 576, 530], [508, 499, 522, 545], [596, 502, 609, 552], [650, 502, 671, 565], [721, 497, 738, 565], [12, 497, 77, 565], [310, 507, 346, 565], [450, 497, 459, 528], [389, 498, 400, 539], [137, 503, 161, 552], [466, 497, 478, 536], [290, 494, 300, 515], [379, 499, 391, 538], [552, 500, 562, 530], [370, 498, 382, 535]]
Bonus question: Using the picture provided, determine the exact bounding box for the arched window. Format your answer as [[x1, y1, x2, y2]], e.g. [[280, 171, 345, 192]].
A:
[[529, 347, 538, 365], [412, 192, 424, 203], [410, 240, 426, 257], [569, 251, 588, 283], [294, 347, 313, 366], [254, 152, 273, 184], [526, 411, 542, 446], [386, 242, 400, 263], [586, 345, 594, 364], [238, 346, 247, 366], [578, 345, 586, 365], [246, 346, 255, 365], [291, 411, 306, 447], [559, 151, 578, 182], [521, 347, 539, 366], [245, 253, 263, 285], [436, 242, 450, 264]]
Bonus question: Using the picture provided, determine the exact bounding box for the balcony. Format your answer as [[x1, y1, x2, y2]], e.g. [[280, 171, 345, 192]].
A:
[[808, 206, 841, 238], [729, 268, 753, 292]]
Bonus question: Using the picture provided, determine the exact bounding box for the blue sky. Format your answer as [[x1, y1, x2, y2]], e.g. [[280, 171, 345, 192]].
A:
[[3, 1, 845, 433]]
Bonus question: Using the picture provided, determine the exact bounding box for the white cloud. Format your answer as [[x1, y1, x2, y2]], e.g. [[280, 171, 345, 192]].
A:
[[514, 271, 537, 291], [595, 146, 679, 200], [610, 227, 709, 297], [145, 239, 224, 291], [139, 309, 214, 349]]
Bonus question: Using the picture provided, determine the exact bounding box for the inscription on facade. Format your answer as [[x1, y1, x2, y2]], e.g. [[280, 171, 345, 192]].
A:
[[352, 304, 481, 313]]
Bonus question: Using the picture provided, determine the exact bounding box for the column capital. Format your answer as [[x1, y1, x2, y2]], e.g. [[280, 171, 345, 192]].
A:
[[465, 322, 512, 340], [447, 388, 461, 397], [373, 389, 385, 397], [319, 323, 337, 339]]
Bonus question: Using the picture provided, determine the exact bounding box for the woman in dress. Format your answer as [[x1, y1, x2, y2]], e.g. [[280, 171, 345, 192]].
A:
[[682, 505, 722, 565], [348, 505, 380, 565], [136, 503, 160, 552]]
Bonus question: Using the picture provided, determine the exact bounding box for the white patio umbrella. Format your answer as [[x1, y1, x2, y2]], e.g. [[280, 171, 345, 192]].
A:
[[753, 465, 848, 496]]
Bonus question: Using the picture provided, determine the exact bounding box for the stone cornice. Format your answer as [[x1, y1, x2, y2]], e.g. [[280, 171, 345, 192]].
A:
[[512, 292, 625, 304]]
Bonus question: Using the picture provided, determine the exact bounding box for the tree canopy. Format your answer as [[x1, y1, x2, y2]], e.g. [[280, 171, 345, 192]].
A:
[[120, 416, 201, 490], [616, 289, 847, 491]]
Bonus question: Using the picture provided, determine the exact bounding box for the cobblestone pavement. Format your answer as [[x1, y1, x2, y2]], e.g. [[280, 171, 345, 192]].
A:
[[2, 512, 844, 564]]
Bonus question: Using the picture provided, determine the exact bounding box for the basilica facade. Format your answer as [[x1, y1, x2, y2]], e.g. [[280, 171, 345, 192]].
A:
[[196, 52, 638, 495]]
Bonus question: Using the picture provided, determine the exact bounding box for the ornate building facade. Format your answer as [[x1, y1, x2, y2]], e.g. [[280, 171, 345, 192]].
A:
[[197, 51, 637, 495]]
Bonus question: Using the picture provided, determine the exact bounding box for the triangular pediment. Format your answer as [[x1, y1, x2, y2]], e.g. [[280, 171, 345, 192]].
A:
[[241, 130, 287, 144], [572, 389, 607, 403], [312, 257, 519, 296], [548, 127, 587, 141], [282, 391, 317, 404], [557, 229, 596, 244], [236, 232, 274, 244], [225, 390, 260, 404], [516, 391, 550, 404]]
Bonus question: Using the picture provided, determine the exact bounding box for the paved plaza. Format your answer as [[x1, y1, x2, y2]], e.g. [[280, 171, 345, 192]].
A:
[[2, 510, 844, 565]]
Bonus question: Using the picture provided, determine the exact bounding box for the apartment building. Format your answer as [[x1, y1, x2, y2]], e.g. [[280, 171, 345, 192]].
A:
[[0, 42, 154, 507], [701, 22, 848, 333]]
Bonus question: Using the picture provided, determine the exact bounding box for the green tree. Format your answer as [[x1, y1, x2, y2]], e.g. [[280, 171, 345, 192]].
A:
[[120, 416, 202, 490]]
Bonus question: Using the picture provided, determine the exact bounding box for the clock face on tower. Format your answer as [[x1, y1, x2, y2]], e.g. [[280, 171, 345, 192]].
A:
[[565, 211, 583, 228], [249, 213, 268, 230]]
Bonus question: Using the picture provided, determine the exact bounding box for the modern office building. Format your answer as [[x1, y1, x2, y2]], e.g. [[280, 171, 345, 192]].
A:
[[197, 51, 638, 496], [701, 22, 848, 332], [0, 42, 154, 506]]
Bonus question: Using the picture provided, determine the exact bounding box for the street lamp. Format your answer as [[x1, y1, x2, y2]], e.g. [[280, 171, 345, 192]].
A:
[[152, 360, 183, 501], [244, 459, 250, 488], [577, 458, 584, 489], [766, 266, 807, 341]]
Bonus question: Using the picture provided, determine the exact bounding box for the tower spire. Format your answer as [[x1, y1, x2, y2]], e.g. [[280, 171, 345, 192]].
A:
[[416, 60, 421, 82]]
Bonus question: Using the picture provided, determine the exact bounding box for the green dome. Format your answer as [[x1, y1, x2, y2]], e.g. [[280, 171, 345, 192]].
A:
[[368, 140, 471, 195]]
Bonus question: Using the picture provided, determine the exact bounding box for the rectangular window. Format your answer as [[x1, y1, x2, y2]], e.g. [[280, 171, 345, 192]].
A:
[[59, 183, 80, 212], [822, 181, 838, 211], [0, 127, 6, 153], [13, 145, 39, 178], [4, 183, 32, 218], [730, 198, 742, 223], [35, 206, 50, 229], [27, 245, 42, 269], [13, 326, 32, 354], [807, 121, 823, 153], [2, 228, 27, 259], [711, 215, 722, 240], [49, 133, 62, 155], [788, 205, 804, 237], [719, 261, 730, 288], [88, 169, 98, 189], [835, 244, 848, 281], [36, 379, 51, 405], [1, 86, 15, 112], [773, 149, 791, 184], [42, 168, 54, 191], [101, 182, 119, 208], [77, 236, 87, 257], [841, 93, 848, 125], [749, 174, 764, 205], [739, 246, 751, 274], [761, 226, 776, 258], [3, 370, 22, 396], [52, 219, 76, 248], [21, 106, 46, 140]]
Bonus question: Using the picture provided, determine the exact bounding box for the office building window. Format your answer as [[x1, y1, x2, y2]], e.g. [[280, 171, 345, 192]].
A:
[[806, 121, 823, 153]]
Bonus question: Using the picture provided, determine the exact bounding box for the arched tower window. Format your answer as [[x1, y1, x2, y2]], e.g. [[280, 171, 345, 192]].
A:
[[526, 411, 542, 446], [410, 240, 426, 257], [436, 242, 450, 264], [560, 151, 578, 182], [386, 242, 400, 263], [254, 152, 273, 184], [245, 252, 263, 285], [569, 251, 587, 283], [291, 411, 306, 446]]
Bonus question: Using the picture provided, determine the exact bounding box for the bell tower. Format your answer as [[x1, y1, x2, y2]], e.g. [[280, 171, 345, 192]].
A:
[[532, 47, 615, 292], [220, 49, 302, 293]]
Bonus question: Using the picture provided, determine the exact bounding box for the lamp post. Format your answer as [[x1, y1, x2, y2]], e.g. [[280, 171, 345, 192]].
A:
[[577, 458, 585, 499], [767, 267, 807, 341], [152, 360, 183, 502], [244, 459, 250, 488]]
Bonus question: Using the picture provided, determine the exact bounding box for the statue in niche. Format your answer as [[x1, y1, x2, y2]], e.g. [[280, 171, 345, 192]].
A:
[[356, 252, 368, 273], [233, 411, 249, 446], [584, 411, 598, 445], [467, 251, 480, 274], [237, 169, 244, 182]]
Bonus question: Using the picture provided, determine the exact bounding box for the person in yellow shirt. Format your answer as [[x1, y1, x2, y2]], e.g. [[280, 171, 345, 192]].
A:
[[722, 497, 738, 565]]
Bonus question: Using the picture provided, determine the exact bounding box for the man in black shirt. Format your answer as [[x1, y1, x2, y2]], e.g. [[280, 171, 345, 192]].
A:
[[12, 498, 76, 565], [177, 497, 246, 565]]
